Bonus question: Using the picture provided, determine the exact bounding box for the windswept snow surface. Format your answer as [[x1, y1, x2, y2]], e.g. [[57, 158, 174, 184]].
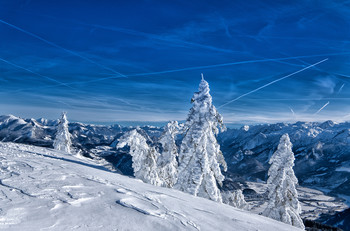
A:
[[0, 142, 301, 231]]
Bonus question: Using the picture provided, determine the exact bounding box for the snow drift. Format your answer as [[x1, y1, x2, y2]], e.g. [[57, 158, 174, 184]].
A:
[[0, 142, 301, 231]]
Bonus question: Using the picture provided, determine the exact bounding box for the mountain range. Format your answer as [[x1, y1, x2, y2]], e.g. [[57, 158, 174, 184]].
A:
[[0, 114, 349, 230]]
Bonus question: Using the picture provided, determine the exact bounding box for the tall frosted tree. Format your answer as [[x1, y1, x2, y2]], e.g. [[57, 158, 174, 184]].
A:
[[263, 133, 304, 229], [117, 129, 162, 186], [157, 121, 179, 188], [176, 75, 227, 202], [53, 112, 72, 153]]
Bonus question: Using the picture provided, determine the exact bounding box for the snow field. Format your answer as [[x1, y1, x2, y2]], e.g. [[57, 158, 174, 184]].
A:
[[0, 142, 301, 230]]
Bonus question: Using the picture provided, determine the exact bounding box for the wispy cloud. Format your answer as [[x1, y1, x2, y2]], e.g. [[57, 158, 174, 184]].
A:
[[0, 18, 126, 77], [218, 59, 328, 108], [338, 83, 345, 94], [315, 76, 337, 95], [289, 107, 296, 117], [0, 57, 74, 89], [85, 23, 244, 54], [1, 1, 350, 123], [314, 101, 330, 114]]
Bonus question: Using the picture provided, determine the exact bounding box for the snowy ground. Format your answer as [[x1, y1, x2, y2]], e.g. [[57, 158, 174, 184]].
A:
[[245, 182, 348, 221], [0, 142, 301, 231]]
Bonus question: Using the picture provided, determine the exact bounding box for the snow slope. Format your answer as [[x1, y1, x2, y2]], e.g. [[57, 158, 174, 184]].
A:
[[0, 142, 301, 231], [1, 114, 348, 200]]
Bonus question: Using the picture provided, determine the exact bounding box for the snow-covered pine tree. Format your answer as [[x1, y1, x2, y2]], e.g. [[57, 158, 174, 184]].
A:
[[53, 112, 72, 153], [157, 121, 179, 188], [117, 129, 162, 186], [263, 133, 305, 229], [175, 74, 227, 202], [222, 189, 248, 209]]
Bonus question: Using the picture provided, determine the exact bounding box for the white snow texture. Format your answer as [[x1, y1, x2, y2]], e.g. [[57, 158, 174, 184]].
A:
[[157, 121, 179, 188], [222, 189, 248, 210], [117, 129, 162, 186], [53, 112, 72, 153], [263, 133, 305, 229], [0, 142, 302, 231], [176, 76, 227, 202]]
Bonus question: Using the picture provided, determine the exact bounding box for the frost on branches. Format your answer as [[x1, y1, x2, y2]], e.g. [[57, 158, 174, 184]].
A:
[[263, 133, 305, 229], [222, 189, 248, 209], [117, 129, 162, 186], [53, 112, 72, 154], [157, 121, 179, 188], [176, 75, 227, 202]]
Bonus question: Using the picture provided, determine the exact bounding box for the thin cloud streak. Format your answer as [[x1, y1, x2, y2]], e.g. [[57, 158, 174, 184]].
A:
[[0, 57, 75, 90], [314, 101, 330, 114], [338, 83, 345, 94], [0, 18, 126, 77], [7, 54, 335, 93], [87, 23, 244, 54], [289, 107, 296, 117], [60, 53, 339, 87], [218, 58, 329, 109]]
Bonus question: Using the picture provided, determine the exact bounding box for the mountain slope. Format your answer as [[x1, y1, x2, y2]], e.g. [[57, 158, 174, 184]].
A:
[[1, 114, 349, 199], [0, 114, 348, 229], [0, 142, 301, 231], [2, 114, 348, 199], [219, 121, 350, 197]]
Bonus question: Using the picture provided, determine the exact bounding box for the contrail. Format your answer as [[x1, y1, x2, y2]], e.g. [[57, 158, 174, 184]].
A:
[[2, 14, 301, 68], [0, 57, 75, 90], [0, 19, 126, 77], [235, 97, 350, 101], [87, 23, 243, 54], [338, 83, 345, 94], [334, 72, 350, 79], [315, 101, 330, 114], [44, 18, 308, 68], [91, 54, 333, 80], [289, 107, 296, 117], [126, 54, 336, 77], [44, 54, 319, 87], [218, 58, 328, 109], [10, 55, 331, 92], [86, 23, 305, 68], [85, 23, 329, 68]]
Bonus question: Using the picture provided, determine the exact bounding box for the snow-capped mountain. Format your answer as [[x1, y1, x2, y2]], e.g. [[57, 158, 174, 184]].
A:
[[0, 114, 160, 155], [1, 114, 349, 229], [219, 121, 350, 230], [219, 121, 350, 198], [0, 141, 301, 231], [1, 115, 348, 198]]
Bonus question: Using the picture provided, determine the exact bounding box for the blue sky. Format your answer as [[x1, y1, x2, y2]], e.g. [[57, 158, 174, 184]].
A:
[[1, 0, 350, 125]]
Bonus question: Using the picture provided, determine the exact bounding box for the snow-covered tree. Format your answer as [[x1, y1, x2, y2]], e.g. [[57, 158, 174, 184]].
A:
[[175, 75, 227, 202], [53, 112, 72, 153], [157, 121, 179, 188], [222, 189, 248, 209], [117, 129, 162, 186], [263, 133, 305, 229]]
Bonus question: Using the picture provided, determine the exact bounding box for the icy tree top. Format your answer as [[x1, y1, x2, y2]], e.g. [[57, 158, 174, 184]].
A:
[[53, 111, 71, 153], [60, 112, 68, 124], [270, 133, 295, 168], [191, 76, 211, 107], [187, 75, 225, 134]]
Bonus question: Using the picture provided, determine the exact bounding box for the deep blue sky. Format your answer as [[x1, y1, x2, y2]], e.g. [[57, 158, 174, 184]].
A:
[[1, 0, 350, 124]]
